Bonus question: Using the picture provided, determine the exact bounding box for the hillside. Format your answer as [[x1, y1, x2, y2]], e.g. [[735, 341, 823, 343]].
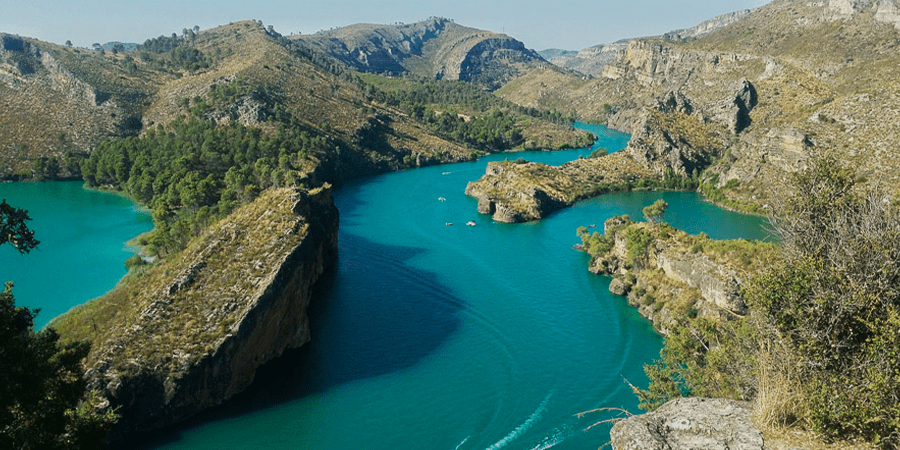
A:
[[488, 0, 900, 218], [0, 20, 589, 181], [291, 18, 552, 90], [544, 9, 753, 77]]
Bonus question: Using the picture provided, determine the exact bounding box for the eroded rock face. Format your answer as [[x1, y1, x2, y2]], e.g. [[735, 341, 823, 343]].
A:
[[657, 251, 747, 315], [610, 397, 764, 450], [82, 187, 340, 440]]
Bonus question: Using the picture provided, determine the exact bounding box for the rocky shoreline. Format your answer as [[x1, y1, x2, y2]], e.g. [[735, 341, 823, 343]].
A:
[[55, 186, 339, 440]]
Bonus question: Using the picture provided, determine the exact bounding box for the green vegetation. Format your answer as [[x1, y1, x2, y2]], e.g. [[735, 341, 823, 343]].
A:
[[642, 199, 668, 224], [81, 106, 330, 255], [359, 74, 575, 125], [576, 227, 614, 257], [0, 203, 116, 449], [0, 200, 39, 254], [419, 109, 523, 151], [137, 32, 211, 72], [634, 156, 900, 448]]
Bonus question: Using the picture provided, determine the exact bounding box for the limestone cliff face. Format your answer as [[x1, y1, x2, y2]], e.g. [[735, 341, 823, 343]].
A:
[[586, 218, 773, 332], [74, 186, 339, 439], [294, 18, 548, 90], [655, 251, 747, 315], [545, 9, 753, 77]]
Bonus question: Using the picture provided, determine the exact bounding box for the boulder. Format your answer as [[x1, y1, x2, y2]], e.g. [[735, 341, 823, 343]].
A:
[[610, 397, 764, 450]]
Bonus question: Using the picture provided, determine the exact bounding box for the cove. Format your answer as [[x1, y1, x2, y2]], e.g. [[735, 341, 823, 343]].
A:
[[0, 181, 153, 328], [132, 124, 769, 450]]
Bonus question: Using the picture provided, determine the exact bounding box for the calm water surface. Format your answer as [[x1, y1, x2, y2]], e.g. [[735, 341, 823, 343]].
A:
[[129, 124, 769, 450], [0, 181, 152, 328]]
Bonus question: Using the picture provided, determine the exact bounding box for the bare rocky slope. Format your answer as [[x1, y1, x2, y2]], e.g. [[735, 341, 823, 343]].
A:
[[476, 0, 900, 223], [291, 18, 552, 90]]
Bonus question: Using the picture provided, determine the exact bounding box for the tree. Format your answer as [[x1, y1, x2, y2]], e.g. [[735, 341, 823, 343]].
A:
[[65, 40, 72, 47], [0, 199, 39, 254], [642, 199, 668, 224], [748, 155, 900, 444], [0, 203, 117, 449]]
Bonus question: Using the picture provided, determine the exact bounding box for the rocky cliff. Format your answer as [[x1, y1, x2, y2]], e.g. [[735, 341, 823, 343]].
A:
[[54, 186, 338, 438], [293, 18, 550, 90], [500, 0, 900, 212], [544, 9, 753, 77], [580, 216, 775, 333]]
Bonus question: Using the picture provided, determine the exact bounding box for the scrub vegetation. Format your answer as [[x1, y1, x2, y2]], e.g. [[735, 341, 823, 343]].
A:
[[636, 156, 900, 447]]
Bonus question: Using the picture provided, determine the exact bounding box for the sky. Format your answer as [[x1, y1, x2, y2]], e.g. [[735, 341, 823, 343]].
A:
[[2, 0, 771, 51]]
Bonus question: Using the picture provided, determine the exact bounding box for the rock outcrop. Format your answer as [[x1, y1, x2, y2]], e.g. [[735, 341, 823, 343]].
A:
[[610, 397, 764, 450], [293, 18, 548, 90], [464, 152, 653, 223], [584, 217, 775, 332], [64, 186, 339, 439]]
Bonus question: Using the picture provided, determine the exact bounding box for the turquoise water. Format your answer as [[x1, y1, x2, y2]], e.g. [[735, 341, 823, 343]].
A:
[[0, 181, 153, 328], [128, 124, 770, 450]]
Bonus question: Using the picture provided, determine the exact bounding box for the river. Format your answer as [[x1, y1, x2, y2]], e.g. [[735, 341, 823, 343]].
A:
[[1, 123, 770, 449], [131, 123, 769, 450]]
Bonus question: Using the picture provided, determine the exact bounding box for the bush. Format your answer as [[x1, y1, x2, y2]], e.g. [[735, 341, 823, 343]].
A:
[[747, 156, 900, 445]]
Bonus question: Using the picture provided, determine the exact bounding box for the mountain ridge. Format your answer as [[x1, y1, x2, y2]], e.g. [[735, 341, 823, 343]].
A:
[[291, 17, 552, 90]]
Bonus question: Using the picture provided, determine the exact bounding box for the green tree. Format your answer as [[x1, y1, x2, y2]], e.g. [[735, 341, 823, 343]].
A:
[[642, 199, 668, 224], [0, 200, 39, 254]]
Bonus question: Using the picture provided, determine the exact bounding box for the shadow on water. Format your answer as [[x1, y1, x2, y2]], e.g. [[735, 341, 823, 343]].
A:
[[122, 231, 465, 449]]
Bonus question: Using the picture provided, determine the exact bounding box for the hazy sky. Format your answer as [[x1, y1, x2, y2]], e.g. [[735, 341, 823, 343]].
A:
[[2, 0, 770, 51]]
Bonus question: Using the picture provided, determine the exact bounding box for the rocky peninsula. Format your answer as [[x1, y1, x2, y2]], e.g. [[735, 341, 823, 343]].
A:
[[52, 186, 339, 439]]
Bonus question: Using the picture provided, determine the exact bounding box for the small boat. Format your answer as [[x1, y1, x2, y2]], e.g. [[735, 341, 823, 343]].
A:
[[442, 172, 451, 175], [438, 197, 447, 202], [587, 224, 596, 228], [466, 220, 476, 227], [445, 222, 453, 226]]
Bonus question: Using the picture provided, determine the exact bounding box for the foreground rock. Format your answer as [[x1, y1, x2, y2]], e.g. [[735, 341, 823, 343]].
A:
[[53, 186, 339, 440], [610, 397, 764, 450]]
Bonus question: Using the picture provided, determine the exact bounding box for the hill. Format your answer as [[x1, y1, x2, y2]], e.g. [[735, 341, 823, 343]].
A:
[[488, 0, 900, 217], [0, 21, 588, 181], [291, 17, 552, 90], [544, 10, 753, 77]]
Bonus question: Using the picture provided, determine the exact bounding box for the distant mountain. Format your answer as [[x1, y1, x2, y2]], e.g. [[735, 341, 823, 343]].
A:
[[498, 0, 900, 213], [538, 48, 578, 60], [546, 9, 753, 76], [291, 18, 551, 90]]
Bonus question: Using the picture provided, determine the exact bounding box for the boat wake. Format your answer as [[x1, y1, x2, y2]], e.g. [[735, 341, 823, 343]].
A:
[[484, 392, 553, 450]]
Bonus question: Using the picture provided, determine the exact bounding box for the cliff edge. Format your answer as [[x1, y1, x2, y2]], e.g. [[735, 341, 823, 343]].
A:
[[53, 186, 339, 439]]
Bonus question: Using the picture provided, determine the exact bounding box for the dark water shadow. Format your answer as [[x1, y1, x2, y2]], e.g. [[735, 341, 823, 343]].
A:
[[121, 231, 465, 449]]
